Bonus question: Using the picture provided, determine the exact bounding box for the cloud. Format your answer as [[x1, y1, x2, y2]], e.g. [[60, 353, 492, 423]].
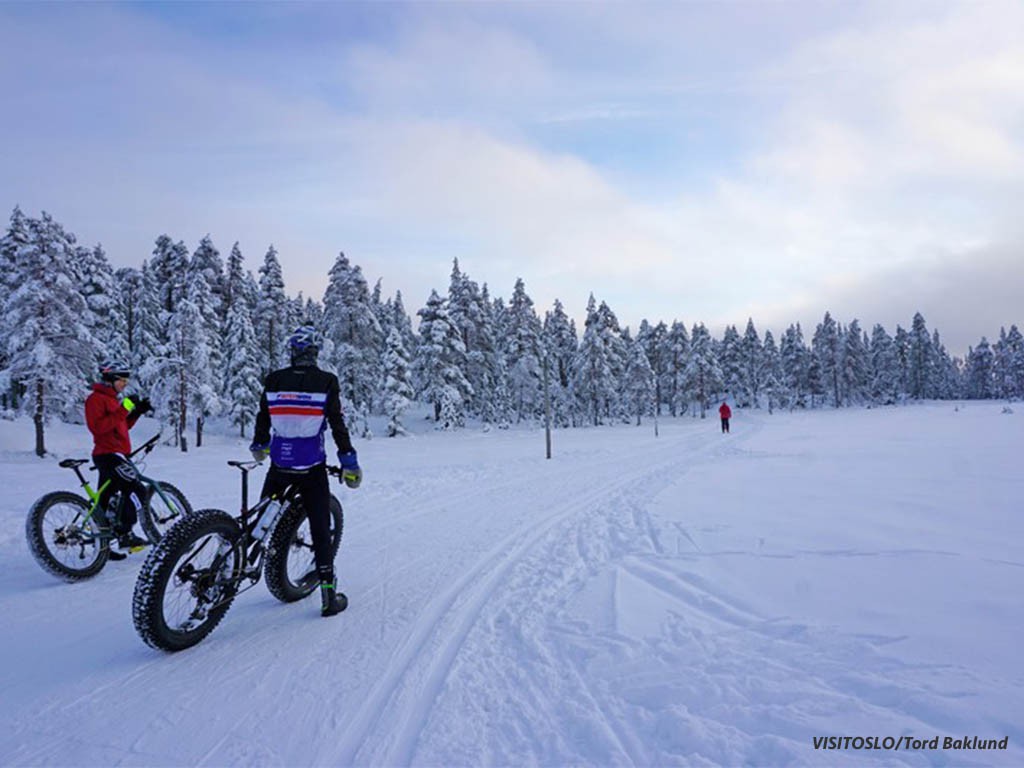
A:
[[0, 0, 1020, 350]]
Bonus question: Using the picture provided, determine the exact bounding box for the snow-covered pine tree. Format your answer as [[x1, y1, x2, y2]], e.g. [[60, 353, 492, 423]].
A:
[[447, 260, 493, 421], [662, 320, 690, 417], [965, 338, 995, 399], [761, 330, 782, 414], [542, 299, 578, 428], [222, 292, 262, 437], [257, 245, 289, 375], [623, 335, 655, 425], [868, 324, 899, 405], [685, 322, 723, 418], [812, 312, 842, 407], [382, 327, 414, 436], [184, 255, 222, 446], [413, 289, 472, 428], [893, 325, 910, 400], [505, 278, 544, 423], [4, 212, 97, 454], [322, 252, 384, 436], [719, 325, 745, 405], [637, 320, 667, 415], [76, 243, 120, 360], [113, 267, 148, 372], [1003, 325, 1024, 400], [841, 319, 869, 405], [779, 323, 809, 409], [0, 206, 32, 409], [908, 312, 934, 400], [741, 319, 763, 408]]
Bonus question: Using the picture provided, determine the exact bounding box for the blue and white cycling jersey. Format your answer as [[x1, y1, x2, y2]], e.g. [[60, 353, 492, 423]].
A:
[[266, 390, 329, 470]]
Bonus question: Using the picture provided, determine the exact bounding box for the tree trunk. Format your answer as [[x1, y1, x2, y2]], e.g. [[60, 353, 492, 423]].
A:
[[34, 379, 46, 457], [179, 368, 188, 452], [196, 416, 204, 448]]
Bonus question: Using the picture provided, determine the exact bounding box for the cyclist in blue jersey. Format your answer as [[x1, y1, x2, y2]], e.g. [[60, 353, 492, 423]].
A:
[[250, 326, 362, 617]]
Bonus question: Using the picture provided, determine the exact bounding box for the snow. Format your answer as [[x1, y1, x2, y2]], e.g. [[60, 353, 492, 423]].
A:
[[1, 403, 1022, 766]]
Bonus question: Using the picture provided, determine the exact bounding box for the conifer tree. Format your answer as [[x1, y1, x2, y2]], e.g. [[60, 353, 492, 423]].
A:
[[542, 299, 578, 428], [841, 319, 869, 404], [223, 294, 262, 437], [812, 312, 842, 407], [663, 321, 690, 417], [685, 323, 723, 418], [414, 290, 472, 427], [868, 324, 899, 405], [908, 312, 934, 399], [505, 278, 544, 422], [965, 338, 995, 399], [623, 336, 655, 425], [257, 245, 289, 375], [780, 323, 809, 409], [761, 330, 782, 414], [741, 319, 763, 407], [4, 212, 96, 454], [382, 327, 414, 436], [322, 252, 384, 435]]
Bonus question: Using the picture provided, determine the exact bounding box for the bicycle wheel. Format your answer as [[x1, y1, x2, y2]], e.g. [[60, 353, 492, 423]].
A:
[[133, 509, 242, 652], [26, 491, 110, 582], [264, 495, 344, 603], [138, 481, 193, 544]]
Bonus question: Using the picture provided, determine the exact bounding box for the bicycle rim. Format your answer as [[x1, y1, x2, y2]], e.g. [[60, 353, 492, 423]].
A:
[[162, 532, 240, 633]]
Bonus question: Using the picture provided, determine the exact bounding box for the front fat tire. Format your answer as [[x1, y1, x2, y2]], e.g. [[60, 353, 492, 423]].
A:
[[264, 495, 344, 603], [139, 481, 194, 544], [26, 491, 109, 582], [133, 509, 241, 652]]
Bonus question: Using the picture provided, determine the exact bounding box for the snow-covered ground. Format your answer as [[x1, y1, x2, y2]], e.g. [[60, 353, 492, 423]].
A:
[[1, 402, 1021, 767]]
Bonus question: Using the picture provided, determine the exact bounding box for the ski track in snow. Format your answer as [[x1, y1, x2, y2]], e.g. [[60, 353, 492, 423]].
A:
[[1, 405, 1022, 766]]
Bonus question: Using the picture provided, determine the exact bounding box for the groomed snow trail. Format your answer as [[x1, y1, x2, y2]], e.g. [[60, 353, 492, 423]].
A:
[[1, 405, 1021, 766]]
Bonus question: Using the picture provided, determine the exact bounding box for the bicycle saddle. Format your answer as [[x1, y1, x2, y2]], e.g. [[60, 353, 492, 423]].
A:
[[228, 460, 263, 471], [59, 459, 91, 469]]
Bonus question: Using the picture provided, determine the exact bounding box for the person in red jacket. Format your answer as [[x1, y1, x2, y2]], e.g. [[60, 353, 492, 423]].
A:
[[719, 401, 732, 433], [84, 361, 153, 555]]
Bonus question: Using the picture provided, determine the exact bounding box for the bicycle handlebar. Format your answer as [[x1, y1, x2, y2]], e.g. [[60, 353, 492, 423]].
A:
[[128, 432, 162, 460]]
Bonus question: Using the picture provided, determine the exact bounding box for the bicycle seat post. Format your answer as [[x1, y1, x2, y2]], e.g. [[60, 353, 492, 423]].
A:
[[240, 466, 250, 515]]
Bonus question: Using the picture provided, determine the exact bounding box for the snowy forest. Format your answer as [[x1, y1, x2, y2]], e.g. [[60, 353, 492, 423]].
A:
[[2, 206, 1022, 457]]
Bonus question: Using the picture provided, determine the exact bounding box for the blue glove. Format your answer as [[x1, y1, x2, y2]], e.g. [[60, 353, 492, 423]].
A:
[[250, 442, 270, 463], [338, 450, 361, 489]]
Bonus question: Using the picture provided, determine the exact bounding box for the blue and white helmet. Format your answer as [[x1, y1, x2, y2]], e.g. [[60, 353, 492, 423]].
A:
[[288, 325, 323, 355], [99, 360, 131, 382]]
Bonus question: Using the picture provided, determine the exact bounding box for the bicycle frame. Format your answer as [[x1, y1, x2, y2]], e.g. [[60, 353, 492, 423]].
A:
[[60, 433, 166, 531]]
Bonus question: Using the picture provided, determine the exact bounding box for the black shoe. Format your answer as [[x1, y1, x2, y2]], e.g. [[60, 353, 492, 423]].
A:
[[107, 549, 128, 561], [117, 532, 149, 553], [320, 583, 348, 617]]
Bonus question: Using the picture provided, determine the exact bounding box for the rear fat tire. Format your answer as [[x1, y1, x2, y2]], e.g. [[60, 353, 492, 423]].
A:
[[264, 495, 343, 603], [26, 491, 109, 582], [132, 509, 242, 652], [139, 481, 193, 544]]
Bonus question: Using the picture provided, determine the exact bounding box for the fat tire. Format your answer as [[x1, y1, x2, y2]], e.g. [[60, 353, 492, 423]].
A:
[[138, 481, 193, 544], [26, 491, 109, 582], [133, 509, 242, 652], [264, 495, 344, 603]]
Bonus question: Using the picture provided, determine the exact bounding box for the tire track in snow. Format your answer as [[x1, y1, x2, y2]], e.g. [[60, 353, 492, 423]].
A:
[[325, 422, 760, 766]]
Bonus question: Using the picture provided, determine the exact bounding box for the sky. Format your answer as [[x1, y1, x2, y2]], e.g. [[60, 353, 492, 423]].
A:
[[1, 0, 1022, 356]]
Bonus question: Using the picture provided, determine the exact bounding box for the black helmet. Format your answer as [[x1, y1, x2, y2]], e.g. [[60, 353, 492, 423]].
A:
[[99, 360, 131, 382]]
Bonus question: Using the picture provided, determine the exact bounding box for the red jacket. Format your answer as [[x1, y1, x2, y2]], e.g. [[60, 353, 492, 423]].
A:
[[85, 383, 140, 456], [719, 403, 732, 419]]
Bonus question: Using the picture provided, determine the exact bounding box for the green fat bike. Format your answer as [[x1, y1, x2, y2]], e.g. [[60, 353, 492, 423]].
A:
[[26, 433, 193, 582]]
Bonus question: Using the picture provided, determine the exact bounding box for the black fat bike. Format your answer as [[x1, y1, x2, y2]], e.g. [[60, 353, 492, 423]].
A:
[[26, 433, 193, 582], [132, 460, 345, 652]]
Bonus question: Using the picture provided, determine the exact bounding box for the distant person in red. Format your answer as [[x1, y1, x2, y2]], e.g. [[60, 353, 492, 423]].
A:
[[719, 401, 731, 433]]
